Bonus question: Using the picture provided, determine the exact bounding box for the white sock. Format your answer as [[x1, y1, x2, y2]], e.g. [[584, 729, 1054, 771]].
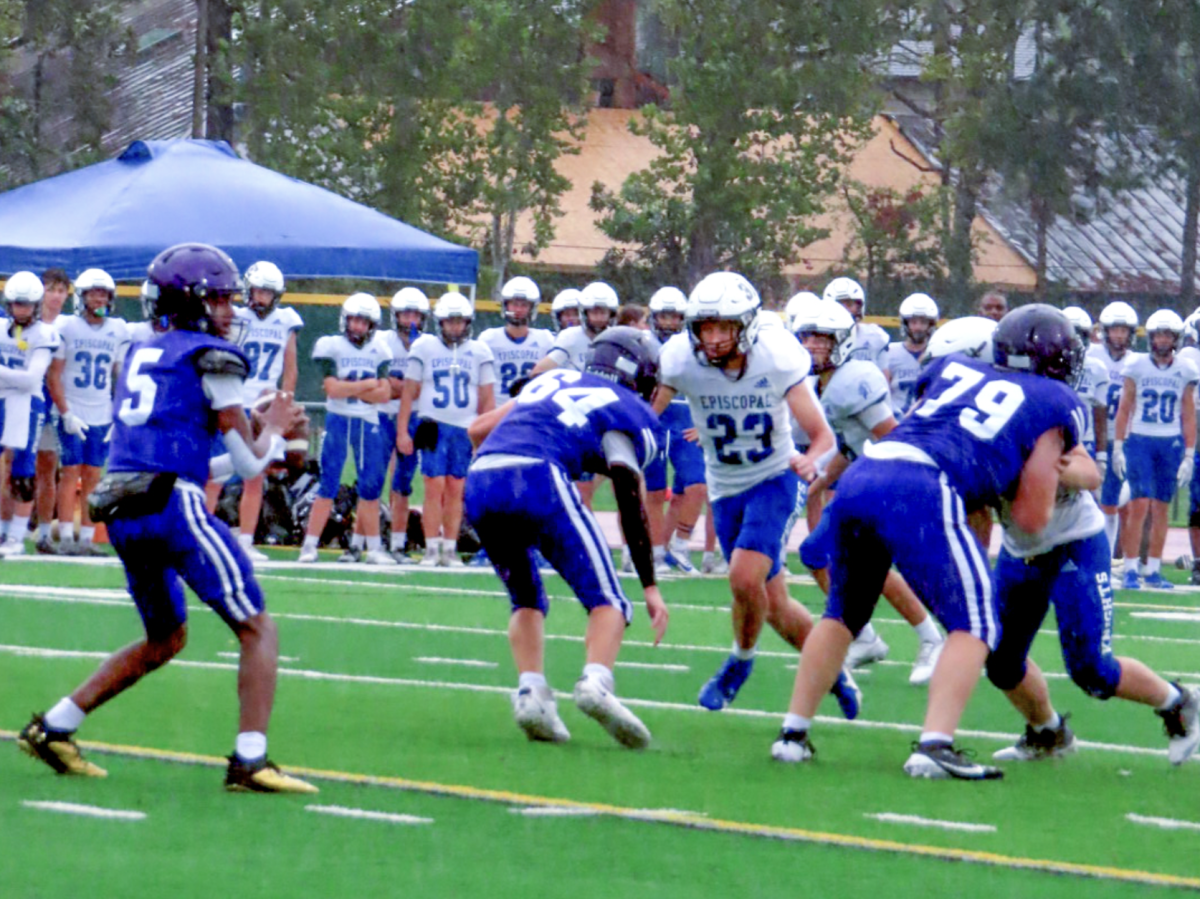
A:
[[782, 713, 810, 733], [390, 532, 407, 552], [350, 533, 365, 551], [1158, 684, 1183, 710], [37, 522, 50, 540], [582, 662, 614, 692], [235, 731, 267, 762], [365, 535, 381, 552], [914, 618, 942, 644], [732, 642, 756, 661], [424, 540, 438, 556], [44, 697, 85, 732], [237, 533, 254, 550], [1103, 514, 1118, 551], [1146, 557, 1162, 575], [1124, 557, 1140, 575], [518, 671, 548, 691], [79, 526, 95, 545], [302, 534, 318, 551], [669, 534, 689, 555], [1032, 711, 1061, 732], [702, 551, 715, 565], [11, 515, 28, 538], [653, 545, 666, 563], [919, 731, 953, 746]]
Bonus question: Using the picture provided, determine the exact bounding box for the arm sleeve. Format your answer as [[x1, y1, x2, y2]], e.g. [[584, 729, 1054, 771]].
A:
[[601, 431, 640, 472], [216, 430, 287, 480], [202, 373, 248, 411]]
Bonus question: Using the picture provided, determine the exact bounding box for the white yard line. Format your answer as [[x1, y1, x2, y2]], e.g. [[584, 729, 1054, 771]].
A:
[[306, 804, 432, 825], [414, 657, 499, 669], [21, 800, 145, 821], [865, 812, 996, 834], [1126, 813, 1200, 832], [616, 661, 690, 672]]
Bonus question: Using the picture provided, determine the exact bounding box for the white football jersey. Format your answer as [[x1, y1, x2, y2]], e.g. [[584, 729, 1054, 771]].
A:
[[846, 322, 889, 368], [1002, 488, 1106, 559], [818, 359, 894, 459], [480, 326, 554, 397], [1178, 345, 1200, 408], [659, 328, 812, 500], [54, 315, 130, 426], [235, 305, 303, 406], [379, 329, 414, 416], [1088, 343, 1139, 442], [545, 325, 596, 371], [126, 321, 157, 345], [312, 332, 393, 423], [0, 320, 61, 449], [1122, 353, 1198, 438], [880, 342, 924, 415], [1075, 355, 1108, 448], [406, 335, 496, 428], [789, 374, 825, 450]]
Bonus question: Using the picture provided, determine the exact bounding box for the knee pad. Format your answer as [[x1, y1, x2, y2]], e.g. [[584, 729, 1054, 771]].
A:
[[985, 652, 1027, 693], [9, 474, 35, 502]]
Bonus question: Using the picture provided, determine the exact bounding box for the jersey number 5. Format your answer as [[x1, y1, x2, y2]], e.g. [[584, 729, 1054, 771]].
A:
[[117, 347, 164, 426]]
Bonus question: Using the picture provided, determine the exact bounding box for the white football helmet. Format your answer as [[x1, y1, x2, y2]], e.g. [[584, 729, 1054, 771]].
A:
[[1061, 305, 1093, 341], [551, 288, 582, 332], [1184, 311, 1200, 348], [823, 277, 866, 319], [792, 299, 855, 373], [1145, 308, 1184, 359], [340, 292, 382, 347], [920, 316, 997, 367], [244, 261, 286, 319], [648, 286, 688, 341], [391, 286, 430, 337], [73, 268, 116, 318], [1099, 300, 1138, 354], [434, 291, 474, 346], [500, 276, 540, 327], [686, 271, 761, 367], [580, 281, 619, 337], [784, 291, 822, 331], [899, 292, 939, 344], [139, 279, 157, 320], [3, 271, 45, 322]]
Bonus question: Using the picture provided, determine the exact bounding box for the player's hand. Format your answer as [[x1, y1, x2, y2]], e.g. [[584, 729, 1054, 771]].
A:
[[682, 427, 700, 444], [790, 451, 817, 482], [61, 411, 89, 438], [1178, 453, 1195, 487], [397, 432, 415, 456], [1112, 442, 1126, 479], [643, 585, 668, 646], [260, 391, 305, 436], [1095, 450, 1108, 482]]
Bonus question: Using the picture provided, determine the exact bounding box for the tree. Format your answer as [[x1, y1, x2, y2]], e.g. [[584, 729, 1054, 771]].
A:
[[591, 0, 894, 293]]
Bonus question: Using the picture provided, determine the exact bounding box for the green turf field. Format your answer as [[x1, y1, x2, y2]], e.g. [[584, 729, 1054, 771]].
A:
[[3, 554, 1200, 897]]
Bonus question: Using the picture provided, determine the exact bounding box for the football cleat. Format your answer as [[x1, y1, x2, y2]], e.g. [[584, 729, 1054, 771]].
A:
[[573, 677, 651, 749], [770, 729, 815, 764], [0, 536, 26, 557], [297, 546, 319, 563], [909, 639, 945, 686], [337, 547, 361, 564], [1122, 569, 1140, 590], [701, 554, 729, 576], [224, 754, 319, 793], [418, 548, 439, 567], [1142, 571, 1174, 591], [512, 684, 571, 743], [904, 741, 1003, 780], [664, 548, 699, 576], [698, 655, 754, 711], [831, 666, 861, 720], [362, 549, 397, 566], [34, 537, 58, 555], [18, 715, 107, 777], [242, 545, 269, 564], [1175, 554, 1194, 570], [79, 543, 109, 557], [845, 631, 889, 669], [1157, 684, 1200, 765], [993, 715, 1077, 761]]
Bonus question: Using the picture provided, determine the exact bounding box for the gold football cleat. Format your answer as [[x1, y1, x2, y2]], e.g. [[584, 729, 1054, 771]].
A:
[[18, 715, 108, 778], [224, 755, 319, 794]]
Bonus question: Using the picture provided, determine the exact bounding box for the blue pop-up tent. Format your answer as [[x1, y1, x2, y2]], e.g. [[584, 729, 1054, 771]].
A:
[[0, 139, 477, 287]]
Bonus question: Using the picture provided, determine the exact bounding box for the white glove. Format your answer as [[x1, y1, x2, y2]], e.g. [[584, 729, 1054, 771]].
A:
[[1112, 441, 1126, 480], [61, 411, 89, 438], [1179, 450, 1195, 488], [1094, 450, 1108, 483]]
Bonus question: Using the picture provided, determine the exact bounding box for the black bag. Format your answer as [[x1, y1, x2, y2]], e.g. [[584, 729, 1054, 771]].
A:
[[88, 472, 177, 523], [414, 419, 440, 451]]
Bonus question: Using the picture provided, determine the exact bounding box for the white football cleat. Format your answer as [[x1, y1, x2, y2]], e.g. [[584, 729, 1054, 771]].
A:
[[512, 684, 571, 743], [845, 631, 889, 669], [242, 545, 269, 564], [573, 677, 651, 749], [770, 730, 815, 764], [418, 548, 439, 567], [909, 639, 945, 686], [362, 549, 398, 566], [297, 546, 318, 564], [0, 536, 26, 557]]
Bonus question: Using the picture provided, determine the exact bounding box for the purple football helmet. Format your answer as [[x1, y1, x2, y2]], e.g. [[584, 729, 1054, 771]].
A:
[[146, 243, 243, 333], [993, 303, 1085, 387]]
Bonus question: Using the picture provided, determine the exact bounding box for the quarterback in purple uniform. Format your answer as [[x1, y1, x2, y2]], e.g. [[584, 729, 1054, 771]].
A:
[[18, 244, 316, 793], [465, 327, 668, 749]]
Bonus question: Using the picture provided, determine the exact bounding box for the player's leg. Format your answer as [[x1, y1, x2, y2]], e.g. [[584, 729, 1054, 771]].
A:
[[879, 572, 945, 685], [1188, 475, 1200, 584], [390, 416, 420, 559], [1120, 498, 1150, 587], [351, 417, 393, 564], [1, 431, 41, 556], [237, 474, 267, 561], [55, 462, 82, 549], [34, 415, 59, 553], [74, 464, 106, 555], [420, 475, 445, 565], [1143, 499, 1173, 588], [298, 413, 350, 562]]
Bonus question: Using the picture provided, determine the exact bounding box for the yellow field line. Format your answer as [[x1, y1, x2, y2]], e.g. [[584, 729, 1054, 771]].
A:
[[2, 730, 1197, 891]]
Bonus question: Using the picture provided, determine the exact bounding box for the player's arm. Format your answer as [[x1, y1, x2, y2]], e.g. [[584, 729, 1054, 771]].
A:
[[280, 330, 299, 394], [477, 382, 496, 415], [531, 353, 561, 376], [604, 432, 668, 645], [47, 357, 68, 413], [0, 347, 51, 392], [469, 399, 516, 448], [1178, 386, 1197, 486], [1112, 376, 1136, 477], [785, 380, 835, 482], [357, 361, 392, 404], [1057, 444, 1101, 492], [1008, 427, 1067, 535], [651, 384, 676, 415], [397, 378, 420, 455]]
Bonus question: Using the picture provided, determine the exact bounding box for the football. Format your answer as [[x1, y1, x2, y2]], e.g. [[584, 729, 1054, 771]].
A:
[[251, 390, 310, 454]]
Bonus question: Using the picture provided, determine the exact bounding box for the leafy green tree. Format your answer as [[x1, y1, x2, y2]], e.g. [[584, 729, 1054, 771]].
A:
[[591, 0, 893, 293]]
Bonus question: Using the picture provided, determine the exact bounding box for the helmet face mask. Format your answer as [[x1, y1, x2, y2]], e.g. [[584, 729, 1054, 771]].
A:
[[793, 300, 855, 374], [651, 310, 684, 341], [1149, 328, 1179, 359], [243, 262, 285, 320], [1144, 309, 1185, 361], [822, 277, 866, 321], [901, 316, 935, 345], [339, 292, 382, 348], [693, 318, 743, 367], [73, 269, 116, 320], [434, 292, 473, 347], [686, 272, 761, 368], [580, 282, 619, 337], [247, 287, 279, 319], [81, 288, 112, 321], [500, 277, 540, 327]]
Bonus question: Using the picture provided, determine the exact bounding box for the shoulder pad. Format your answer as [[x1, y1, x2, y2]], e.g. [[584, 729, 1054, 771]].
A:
[[194, 347, 250, 379]]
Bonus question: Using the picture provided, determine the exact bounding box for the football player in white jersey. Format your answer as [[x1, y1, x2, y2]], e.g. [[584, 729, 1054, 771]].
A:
[[1089, 301, 1141, 550], [794, 300, 946, 685], [32, 268, 70, 553], [297, 294, 395, 565], [228, 261, 302, 562], [881, 292, 938, 415], [655, 272, 862, 716], [1113, 309, 1198, 589], [0, 272, 63, 556], [823, 276, 887, 367], [52, 269, 129, 555], [1178, 318, 1200, 585], [481, 276, 554, 399], [398, 292, 496, 566], [126, 280, 167, 345], [1063, 306, 1110, 463], [550, 288, 582, 331]]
